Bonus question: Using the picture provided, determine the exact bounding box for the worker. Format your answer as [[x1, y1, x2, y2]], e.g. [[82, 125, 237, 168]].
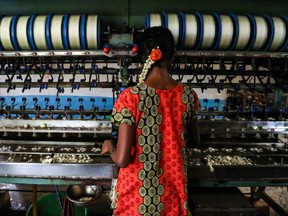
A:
[[101, 26, 200, 216]]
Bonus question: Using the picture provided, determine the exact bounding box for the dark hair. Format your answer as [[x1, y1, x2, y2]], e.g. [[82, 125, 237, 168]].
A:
[[139, 26, 175, 66]]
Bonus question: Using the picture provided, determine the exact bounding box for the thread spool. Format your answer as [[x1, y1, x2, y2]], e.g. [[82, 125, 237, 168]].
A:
[[50, 15, 64, 50], [62, 14, 70, 49], [250, 15, 269, 50], [234, 15, 251, 50], [68, 15, 81, 49], [215, 14, 234, 50], [16, 16, 31, 50], [80, 14, 87, 49], [280, 16, 288, 51], [211, 13, 220, 50], [262, 15, 274, 51], [163, 13, 180, 48], [10, 15, 20, 50], [229, 13, 239, 50], [27, 14, 37, 50], [196, 13, 216, 50], [33, 15, 48, 50], [0, 16, 4, 50], [145, 12, 162, 27], [180, 13, 198, 49], [86, 15, 100, 49], [45, 14, 53, 50], [269, 16, 286, 51], [1, 16, 14, 50]]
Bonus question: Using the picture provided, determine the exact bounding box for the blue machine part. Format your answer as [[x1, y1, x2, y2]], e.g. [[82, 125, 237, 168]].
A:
[[199, 98, 226, 111], [0, 97, 224, 110], [0, 95, 114, 113]]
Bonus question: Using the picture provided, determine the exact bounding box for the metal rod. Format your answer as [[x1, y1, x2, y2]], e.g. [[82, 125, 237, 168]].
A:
[[55, 185, 63, 210], [33, 185, 37, 216]]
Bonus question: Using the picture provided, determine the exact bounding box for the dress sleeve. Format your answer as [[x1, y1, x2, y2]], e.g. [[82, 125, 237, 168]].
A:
[[111, 89, 136, 126]]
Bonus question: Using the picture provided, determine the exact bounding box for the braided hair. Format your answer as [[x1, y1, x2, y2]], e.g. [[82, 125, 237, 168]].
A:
[[138, 26, 175, 83]]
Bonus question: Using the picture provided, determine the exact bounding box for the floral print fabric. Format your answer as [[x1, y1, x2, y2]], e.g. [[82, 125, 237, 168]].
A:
[[111, 83, 200, 216]]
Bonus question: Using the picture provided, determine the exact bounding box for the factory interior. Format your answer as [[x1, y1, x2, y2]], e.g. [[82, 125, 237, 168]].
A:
[[0, 0, 288, 215]]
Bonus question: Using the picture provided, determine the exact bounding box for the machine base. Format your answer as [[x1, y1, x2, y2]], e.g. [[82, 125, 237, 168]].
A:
[[189, 187, 269, 216]]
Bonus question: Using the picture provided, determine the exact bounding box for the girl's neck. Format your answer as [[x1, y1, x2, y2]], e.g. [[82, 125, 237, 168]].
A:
[[144, 66, 178, 90]]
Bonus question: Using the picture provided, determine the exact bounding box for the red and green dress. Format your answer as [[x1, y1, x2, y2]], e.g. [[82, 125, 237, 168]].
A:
[[111, 82, 200, 216]]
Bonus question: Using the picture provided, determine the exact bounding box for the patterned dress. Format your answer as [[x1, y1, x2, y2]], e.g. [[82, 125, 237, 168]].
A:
[[111, 82, 200, 216]]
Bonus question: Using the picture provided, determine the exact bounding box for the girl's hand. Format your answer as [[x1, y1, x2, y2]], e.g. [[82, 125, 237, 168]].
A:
[[101, 139, 115, 155]]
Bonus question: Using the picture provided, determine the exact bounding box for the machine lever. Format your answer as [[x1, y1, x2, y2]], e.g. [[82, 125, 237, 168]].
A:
[[11, 97, 16, 109], [0, 97, 6, 110], [22, 74, 32, 92], [6, 67, 17, 93], [48, 67, 54, 82], [22, 98, 27, 107], [56, 64, 64, 96], [56, 98, 61, 110], [38, 65, 48, 92], [70, 63, 78, 92], [89, 64, 98, 90], [45, 97, 50, 110], [80, 66, 86, 82]]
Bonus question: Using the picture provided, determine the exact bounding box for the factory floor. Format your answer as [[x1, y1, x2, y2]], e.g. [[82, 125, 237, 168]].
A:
[[240, 187, 288, 216], [0, 184, 287, 216], [0, 184, 112, 216], [190, 187, 288, 216]]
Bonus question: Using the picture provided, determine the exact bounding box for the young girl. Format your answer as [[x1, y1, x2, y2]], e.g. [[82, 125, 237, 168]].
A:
[[102, 26, 200, 216]]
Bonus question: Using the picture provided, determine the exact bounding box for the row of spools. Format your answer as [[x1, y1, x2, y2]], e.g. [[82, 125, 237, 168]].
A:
[[0, 14, 101, 50], [145, 12, 288, 51], [0, 13, 287, 51]]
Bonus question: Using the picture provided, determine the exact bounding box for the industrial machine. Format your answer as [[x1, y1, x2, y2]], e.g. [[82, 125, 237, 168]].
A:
[[0, 0, 287, 215]]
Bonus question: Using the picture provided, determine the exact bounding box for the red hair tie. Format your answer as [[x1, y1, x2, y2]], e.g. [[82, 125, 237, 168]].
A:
[[150, 47, 162, 61]]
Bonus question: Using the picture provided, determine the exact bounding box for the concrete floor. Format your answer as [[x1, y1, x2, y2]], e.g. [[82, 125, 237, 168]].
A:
[[0, 184, 287, 216], [239, 187, 288, 216], [260, 187, 288, 216]]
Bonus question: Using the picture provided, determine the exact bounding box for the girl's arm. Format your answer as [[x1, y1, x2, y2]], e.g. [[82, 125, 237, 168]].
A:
[[102, 123, 135, 168]]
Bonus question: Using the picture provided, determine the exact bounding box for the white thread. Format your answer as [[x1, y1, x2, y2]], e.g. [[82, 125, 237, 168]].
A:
[[33, 15, 48, 50], [184, 14, 197, 49], [86, 15, 99, 49], [150, 13, 162, 27], [51, 15, 64, 49], [218, 15, 234, 50], [167, 13, 179, 47], [269, 17, 286, 51], [68, 15, 81, 49], [252, 16, 268, 50], [201, 15, 216, 49], [17, 16, 30, 50], [1, 16, 14, 50], [235, 15, 251, 50]]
